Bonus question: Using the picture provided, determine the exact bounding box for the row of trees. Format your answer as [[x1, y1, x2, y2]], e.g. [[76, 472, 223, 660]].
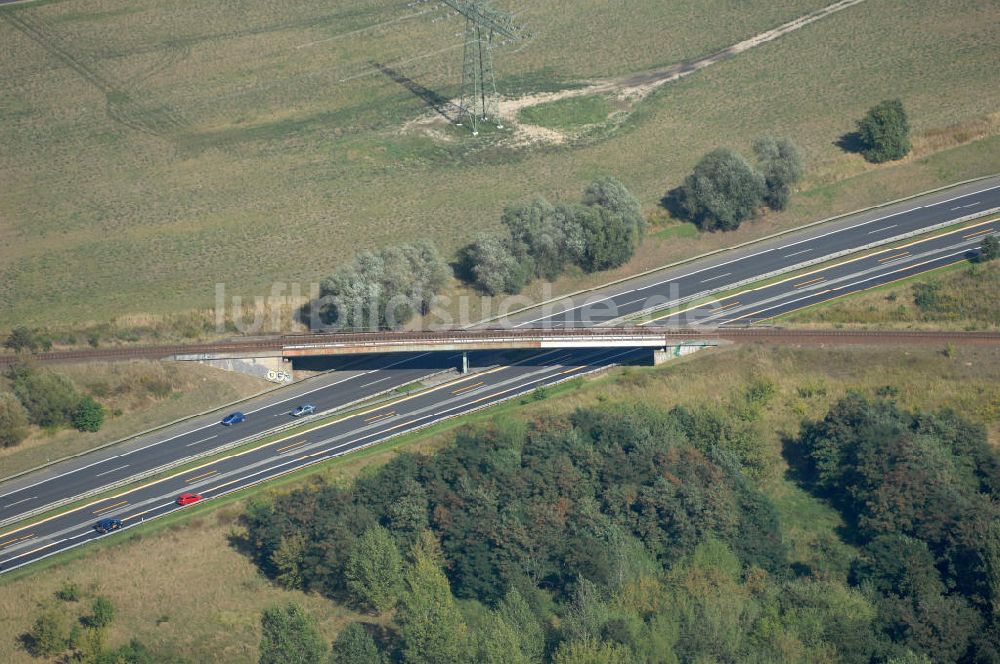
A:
[[317, 240, 450, 330], [462, 177, 645, 295], [674, 136, 804, 232], [1, 363, 105, 447]]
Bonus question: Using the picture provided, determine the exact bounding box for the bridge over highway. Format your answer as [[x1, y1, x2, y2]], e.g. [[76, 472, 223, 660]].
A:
[[3, 327, 1000, 368]]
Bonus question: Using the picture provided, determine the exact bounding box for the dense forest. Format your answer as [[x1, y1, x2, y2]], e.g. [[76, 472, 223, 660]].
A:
[[243, 392, 999, 663]]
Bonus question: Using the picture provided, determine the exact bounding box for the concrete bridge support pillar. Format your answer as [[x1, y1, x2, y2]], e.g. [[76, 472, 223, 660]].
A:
[[461, 352, 469, 374]]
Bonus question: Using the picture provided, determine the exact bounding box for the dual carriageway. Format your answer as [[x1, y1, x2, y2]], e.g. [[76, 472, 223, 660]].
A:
[[1, 178, 999, 572]]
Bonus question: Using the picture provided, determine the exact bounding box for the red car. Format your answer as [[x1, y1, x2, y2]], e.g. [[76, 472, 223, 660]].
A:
[[176, 493, 203, 506]]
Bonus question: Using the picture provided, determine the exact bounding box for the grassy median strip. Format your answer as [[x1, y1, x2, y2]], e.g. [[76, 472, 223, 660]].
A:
[[0, 371, 483, 537], [627, 216, 998, 325], [0, 371, 594, 583]]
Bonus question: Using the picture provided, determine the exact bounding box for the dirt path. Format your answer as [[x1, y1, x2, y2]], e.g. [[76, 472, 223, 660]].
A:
[[411, 0, 868, 143]]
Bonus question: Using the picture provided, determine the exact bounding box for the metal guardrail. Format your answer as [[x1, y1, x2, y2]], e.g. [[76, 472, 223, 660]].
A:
[[0, 368, 456, 530], [604, 207, 1000, 326], [470, 174, 1000, 328]]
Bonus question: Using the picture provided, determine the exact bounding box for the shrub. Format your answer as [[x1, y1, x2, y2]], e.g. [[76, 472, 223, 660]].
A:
[[56, 582, 82, 602], [3, 326, 52, 353], [0, 391, 30, 447], [10, 366, 81, 427], [73, 396, 106, 432]]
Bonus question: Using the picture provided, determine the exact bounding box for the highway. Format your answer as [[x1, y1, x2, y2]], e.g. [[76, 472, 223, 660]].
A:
[[503, 179, 1000, 327], [658, 217, 997, 326], [0, 348, 643, 571], [1, 177, 998, 573], [0, 352, 451, 527]]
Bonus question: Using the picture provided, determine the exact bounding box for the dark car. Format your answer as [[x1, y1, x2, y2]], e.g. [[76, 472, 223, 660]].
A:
[[291, 404, 316, 417], [176, 493, 203, 506], [94, 518, 122, 534], [221, 412, 246, 426]]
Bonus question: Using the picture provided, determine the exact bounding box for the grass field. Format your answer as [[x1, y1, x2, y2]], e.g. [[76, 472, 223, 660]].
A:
[[518, 94, 614, 131], [0, 361, 265, 480], [1, 343, 997, 662], [1, 0, 998, 332], [780, 255, 1000, 330]]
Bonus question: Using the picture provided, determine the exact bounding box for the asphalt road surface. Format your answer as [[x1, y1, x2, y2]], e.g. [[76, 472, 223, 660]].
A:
[[1, 178, 998, 572], [503, 179, 1000, 327], [0, 348, 644, 571], [657, 218, 997, 326]]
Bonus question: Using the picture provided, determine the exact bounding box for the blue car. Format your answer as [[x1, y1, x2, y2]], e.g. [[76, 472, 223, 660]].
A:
[[221, 412, 246, 426], [291, 404, 316, 417], [94, 518, 122, 534]]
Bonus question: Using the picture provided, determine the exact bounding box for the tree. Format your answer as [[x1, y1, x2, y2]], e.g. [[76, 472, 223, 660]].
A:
[[582, 176, 645, 234], [477, 611, 533, 664], [0, 391, 30, 448], [502, 198, 569, 280], [11, 366, 81, 427], [259, 602, 327, 664], [978, 235, 999, 263], [753, 136, 804, 210], [856, 99, 911, 163], [73, 395, 106, 432], [551, 637, 635, 664], [271, 533, 307, 590], [330, 623, 384, 664], [469, 232, 531, 295], [680, 148, 766, 231], [345, 525, 404, 614], [397, 531, 469, 664], [497, 589, 544, 662], [27, 605, 69, 657], [319, 241, 449, 330], [578, 205, 640, 272]]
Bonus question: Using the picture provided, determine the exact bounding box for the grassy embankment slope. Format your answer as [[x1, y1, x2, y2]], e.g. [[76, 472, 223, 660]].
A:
[[0, 0, 997, 331], [779, 253, 1000, 330], [0, 342, 997, 662], [0, 361, 265, 479]]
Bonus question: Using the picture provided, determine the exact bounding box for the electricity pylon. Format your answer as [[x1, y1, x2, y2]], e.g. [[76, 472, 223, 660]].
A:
[[439, 0, 524, 135]]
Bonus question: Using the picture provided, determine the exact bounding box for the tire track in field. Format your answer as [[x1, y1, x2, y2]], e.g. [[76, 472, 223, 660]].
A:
[[0, 6, 190, 136], [492, 0, 868, 143]]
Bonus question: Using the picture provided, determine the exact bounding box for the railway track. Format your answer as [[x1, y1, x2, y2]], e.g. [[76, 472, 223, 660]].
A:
[[0, 327, 997, 366]]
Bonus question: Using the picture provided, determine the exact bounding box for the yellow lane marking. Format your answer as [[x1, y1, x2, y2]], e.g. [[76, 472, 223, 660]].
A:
[[451, 381, 484, 395], [92, 501, 128, 515], [793, 277, 825, 289], [0, 533, 34, 548], [716, 301, 741, 311], [964, 227, 994, 239], [732, 253, 971, 325], [363, 411, 395, 423], [275, 440, 308, 453], [640, 217, 999, 326], [184, 470, 218, 483], [0, 356, 549, 542], [878, 251, 910, 263], [559, 366, 582, 375]]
